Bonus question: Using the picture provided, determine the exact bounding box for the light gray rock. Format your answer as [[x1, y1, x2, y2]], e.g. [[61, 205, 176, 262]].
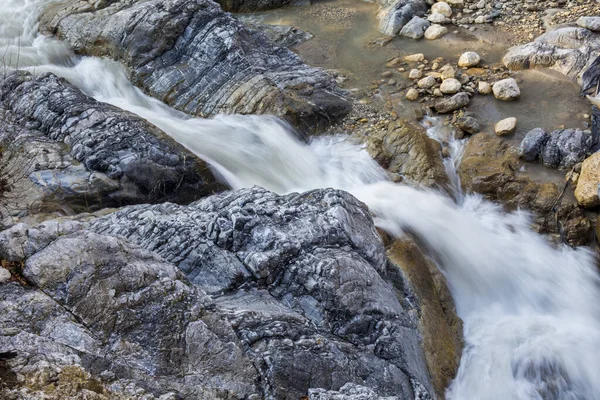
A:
[[577, 17, 600, 33], [440, 78, 461, 94], [428, 12, 447, 23], [377, 0, 428, 36], [434, 92, 470, 113], [400, 16, 431, 39], [309, 383, 399, 399], [494, 117, 517, 136], [0, 187, 437, 399], [431, 2, 452, 17], [40, 0, 350, 131], [248, 23, 313, 48], [519, 128, 549, 162], [458, 51, 481, 67], [0, 71, 223, 220], [492, 78, 520, 101], [424, 24, 448, 39], [456, 115, 480, 134]]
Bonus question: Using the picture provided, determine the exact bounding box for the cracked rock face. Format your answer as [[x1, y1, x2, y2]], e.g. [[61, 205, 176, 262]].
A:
[[0, 187, 437, 399], [0, 71, 223, 221], [39, 0, 351, 131]]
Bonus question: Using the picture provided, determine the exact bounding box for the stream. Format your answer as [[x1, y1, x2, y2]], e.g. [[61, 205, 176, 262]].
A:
[[4, 0, 600, 398]]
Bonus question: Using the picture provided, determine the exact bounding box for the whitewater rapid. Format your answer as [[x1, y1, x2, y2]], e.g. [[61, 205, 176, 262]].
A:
[[4, 1, 600, 399]]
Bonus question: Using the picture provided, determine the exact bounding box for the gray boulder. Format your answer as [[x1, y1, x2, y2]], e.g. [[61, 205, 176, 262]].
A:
[[541, 129, 593, 169], [400, 16, 431, 39], [377, 0, 428, 36], [40, 0, 350, 131], [434, 92, 470, 113], [577, 17, 600, 33], [519, 128, 549, 162], [0, 187, 437, 399], [0, 71, 223, 220]]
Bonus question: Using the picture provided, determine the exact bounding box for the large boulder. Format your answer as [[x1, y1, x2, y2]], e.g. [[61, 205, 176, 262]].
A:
[[575, 152, 600, 208], [0, 187, 440, 399], [519, 127, 549, 162], [518, 127, 594, 169], [40, 0, 350, 131], [0, 71, 223, 222], [503, 27, 600, 86]]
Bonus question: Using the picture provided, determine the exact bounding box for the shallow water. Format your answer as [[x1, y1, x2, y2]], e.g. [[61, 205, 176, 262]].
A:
[[3, 1, 600, 399]]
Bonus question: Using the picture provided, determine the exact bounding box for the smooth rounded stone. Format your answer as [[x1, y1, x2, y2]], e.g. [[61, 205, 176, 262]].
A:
[[575, 153, 600, 208], [474, 15, 486, 24], [409, 69, 423, 79], [400, 16, 431, 39], [418, 76, 437, 88], [577, 16, 600, 32], [493, 78, 520, 101], [0, 267, 10, 283], [406, 88, 420, 100], [441, 65, 456, 79], [440, 78, 461, 94], [478, 81, 492, 94], [428, 12, 448, 23], [495, 117, 517, 135], [519, 128, 549, 162], [458, 51, 481, 67], [446, 0, 464, 5], [424, 24, 448, 39], [405, 53, 426, 62], [432, 1, 452, 16], [434, 92, 470, 113], [456, 115, 480, 134]]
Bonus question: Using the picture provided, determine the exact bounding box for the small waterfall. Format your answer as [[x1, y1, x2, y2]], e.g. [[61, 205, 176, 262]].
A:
[[3, 2, 600, 399]]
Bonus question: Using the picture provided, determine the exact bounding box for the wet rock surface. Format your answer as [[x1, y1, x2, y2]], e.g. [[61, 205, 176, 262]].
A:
[[458, 133, 593, 245], [0, 187, 439, 399], [0, 71, 222, 222], [40, 0, 351, 131], [519, 127, 594, 170]]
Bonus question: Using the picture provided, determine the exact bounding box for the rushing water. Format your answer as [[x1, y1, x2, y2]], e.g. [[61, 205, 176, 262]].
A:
[[4, 1, 600, 399]]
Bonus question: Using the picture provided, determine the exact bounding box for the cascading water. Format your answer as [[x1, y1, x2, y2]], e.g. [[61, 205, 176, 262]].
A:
[[4, 1, 600, 398]]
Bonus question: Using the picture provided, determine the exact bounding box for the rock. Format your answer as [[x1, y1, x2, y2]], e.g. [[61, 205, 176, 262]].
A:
[[458, 133, 593, 245], [418, 76, 438, 88], [309, 383, 394, 400], [40, 0, 350, 131], [1, 187, 437, 399], [249, 23, 313, 48], [458, 52, 481, 68], [441, 66, 456, 79], [575, 153, 600, 208], [424, 24, 448, 39], [428, 12, 448, 23], [387, 239, 462, 399], [492, 78, 520, 101], [217, 0, 292, 12], [434, 92, 470, 113], [406, 88, 420, 100], [405, 53, 426, 62], [503, 27, 600, 86], [0, 267, 10, 283], [446, 0, 463, 5], [361, 120, 449, 188], [495, 117, 517, 136], [519, 128, 549, 162], [400, 16, 431, 39], [0, 71, 223, 218], [478, 81, 492, 94], [409, 69, 424, 79], [440, 78, 461, 94], [377, 0, 429, 36], [456, 115, 480, 134], [431, 2, 452, 17], [577, 17, 600, 32], [541, 129, 593, 169]]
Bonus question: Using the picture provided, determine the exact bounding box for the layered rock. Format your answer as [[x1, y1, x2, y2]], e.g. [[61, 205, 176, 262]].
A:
[[503, 27, 600, 86], [458, 133, 592, 245], [376, 0, 428, 36], [0, 71, 222, 222], [0, 187, 441, 399], [40, 0, 350, 131]]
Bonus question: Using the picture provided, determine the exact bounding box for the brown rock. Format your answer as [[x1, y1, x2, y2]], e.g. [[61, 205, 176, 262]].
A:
[[575, 153, 600, 208]]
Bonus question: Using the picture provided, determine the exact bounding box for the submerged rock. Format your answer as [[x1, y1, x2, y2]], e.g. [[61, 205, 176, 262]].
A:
[[0, 187, 439, 399], [0, 71, 223, 220], [40, 0, 350, 131]]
